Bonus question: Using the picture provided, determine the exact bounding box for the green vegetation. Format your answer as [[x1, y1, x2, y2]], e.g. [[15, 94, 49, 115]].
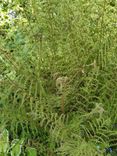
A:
[[0, 0, 117, 155], [0, 129, 37, 156]]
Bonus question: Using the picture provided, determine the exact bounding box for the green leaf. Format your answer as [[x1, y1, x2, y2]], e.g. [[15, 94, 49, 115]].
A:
[[0, 129, 9, 154], [26, 147, 37, 156], [10, 138, 24, 156]]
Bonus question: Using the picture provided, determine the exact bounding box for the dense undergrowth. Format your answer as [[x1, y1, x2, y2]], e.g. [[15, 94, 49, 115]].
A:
[[0, 0, 117, 155]]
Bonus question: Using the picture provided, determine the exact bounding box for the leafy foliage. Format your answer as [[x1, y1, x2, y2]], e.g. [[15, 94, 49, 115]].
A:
[[0, 0, 117, 155]]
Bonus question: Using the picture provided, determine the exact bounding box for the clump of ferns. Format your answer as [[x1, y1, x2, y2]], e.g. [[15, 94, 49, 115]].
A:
[[56, 106, 105, 154], [6, 86, 66, 132], [0, 93, 67, 154], [79, 108, 117, 148], [65, 64, 117, 116], [64, 76, 101, 114], [57, 138, 104, 156], [1, 79, 46, 130], [56, 114, 104, 156], [56, 110, 117, 155]]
